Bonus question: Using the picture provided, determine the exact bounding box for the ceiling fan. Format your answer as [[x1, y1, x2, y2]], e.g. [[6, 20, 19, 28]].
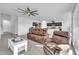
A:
[[18, 7, 39, 16]]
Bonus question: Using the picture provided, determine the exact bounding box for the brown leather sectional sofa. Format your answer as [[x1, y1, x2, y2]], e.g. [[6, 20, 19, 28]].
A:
[[27, 28, 70, 55], [43, 31, 70, 55], [27, 28, 47, 44]]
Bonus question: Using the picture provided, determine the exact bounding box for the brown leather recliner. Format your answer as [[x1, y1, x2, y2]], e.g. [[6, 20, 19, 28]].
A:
[[43, 31, 70, 55], [27, 28, 47, 44]]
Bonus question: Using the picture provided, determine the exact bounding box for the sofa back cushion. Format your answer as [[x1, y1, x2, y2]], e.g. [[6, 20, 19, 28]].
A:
[[31, 28, 47, 36], [52, 35, 69, 44], [53, 31, 69, 38], [52, 31, 69, 44]]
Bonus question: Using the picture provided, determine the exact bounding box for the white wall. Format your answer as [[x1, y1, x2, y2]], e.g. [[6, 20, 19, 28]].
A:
[[46, 12, 72, 38], [1, 14, 11, 33], [18, 16, 39, 35], [18, 12, 72, 36], [46, 12, 72, 31], [10, 16, 18, 34], [55, 12, 72, 31], [1, 13, 18, 34], [62, 13, 72, 31], [47, 12, 72, 31], [0, 13, 40, 35], [0, 12, 72, 36]]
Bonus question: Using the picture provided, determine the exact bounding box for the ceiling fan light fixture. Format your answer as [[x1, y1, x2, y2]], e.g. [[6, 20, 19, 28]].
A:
[[18, 7, 39, 16]]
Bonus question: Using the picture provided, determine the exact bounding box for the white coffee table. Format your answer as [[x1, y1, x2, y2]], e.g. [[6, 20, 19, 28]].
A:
[[8, 38, 27, 55]]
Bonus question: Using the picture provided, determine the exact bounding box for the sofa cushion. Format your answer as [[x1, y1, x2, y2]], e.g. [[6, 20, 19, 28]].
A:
[[54, 31, 69, 38], [45, 42, 57, 47], [52, 35, 69, 44], [27, 33, 46, 44], [31, 28, 47, 36], [58, 44, 70, 55]]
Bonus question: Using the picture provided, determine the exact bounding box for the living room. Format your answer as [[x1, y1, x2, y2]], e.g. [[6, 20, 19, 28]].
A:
[[0, 3, 79, 55]]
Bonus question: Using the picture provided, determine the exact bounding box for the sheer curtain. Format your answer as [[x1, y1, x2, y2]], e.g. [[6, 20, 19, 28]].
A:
[[73, 3, 79, 54], [0, 14, 1, 40]]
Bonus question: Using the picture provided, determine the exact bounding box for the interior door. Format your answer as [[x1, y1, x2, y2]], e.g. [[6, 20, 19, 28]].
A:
[[3, 19, 10, 33]]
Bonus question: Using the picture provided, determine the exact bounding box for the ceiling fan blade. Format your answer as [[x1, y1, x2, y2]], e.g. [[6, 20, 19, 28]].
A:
[[22, 12, 28, 15], [31, 14, 36, 16], [30, 11, 39, 15], [33, 13, 39, 15], [18, 7, 39, 16], [31, 10, 38, 12], [31, 13, 39, 16], [27, 7, 30, 12], [18, 8, 26, 12]]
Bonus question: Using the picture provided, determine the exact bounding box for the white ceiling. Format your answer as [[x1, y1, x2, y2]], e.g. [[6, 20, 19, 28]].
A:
[[0, 3, 74, 20]]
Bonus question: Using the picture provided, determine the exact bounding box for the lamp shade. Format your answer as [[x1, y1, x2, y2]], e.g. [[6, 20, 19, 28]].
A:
[[41, 20, 47, 28]]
